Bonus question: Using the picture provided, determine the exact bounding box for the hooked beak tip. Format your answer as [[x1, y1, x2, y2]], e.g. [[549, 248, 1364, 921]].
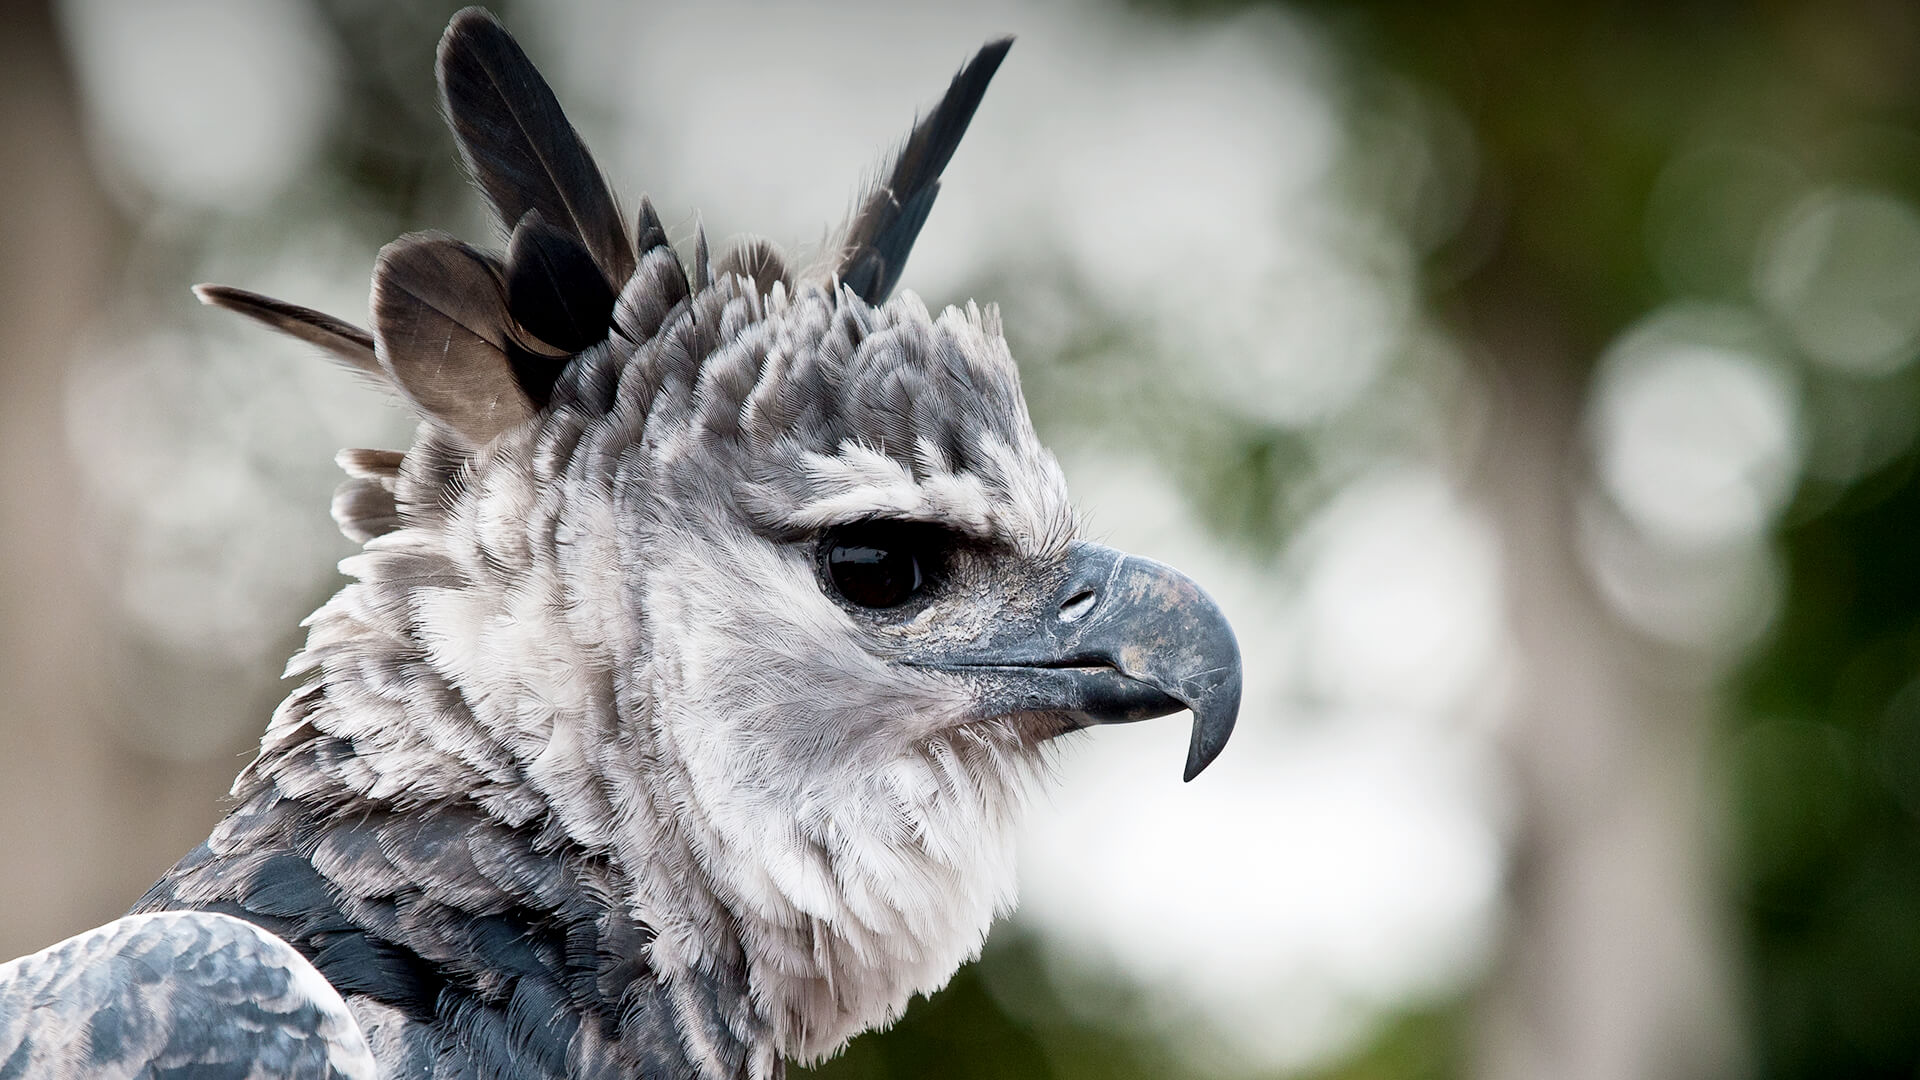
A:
[[1179, 678, 1241, 782]]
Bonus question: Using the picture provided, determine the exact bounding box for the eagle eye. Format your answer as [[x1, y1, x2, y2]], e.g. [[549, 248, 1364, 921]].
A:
[[821, 520, 953, 610]]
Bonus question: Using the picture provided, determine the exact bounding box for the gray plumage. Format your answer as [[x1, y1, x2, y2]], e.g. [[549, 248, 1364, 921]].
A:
[[0, 911, 376, 1080], [1, 8, 1241, 1080]]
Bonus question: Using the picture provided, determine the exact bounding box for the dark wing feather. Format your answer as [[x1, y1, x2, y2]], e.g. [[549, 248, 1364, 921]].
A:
[[194, 284, 384, 381], [437, 7, 636, 288], [837, 38, 1012, 304], [0, 911, 376, 1080], [370, 231, 537, 445]]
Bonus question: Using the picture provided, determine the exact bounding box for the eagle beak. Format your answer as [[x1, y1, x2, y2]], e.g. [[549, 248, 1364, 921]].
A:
[[927, 541, 1242, 781]]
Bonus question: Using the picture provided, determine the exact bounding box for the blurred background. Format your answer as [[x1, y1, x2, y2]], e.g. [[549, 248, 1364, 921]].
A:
[[6, 0, 1920, 1076]]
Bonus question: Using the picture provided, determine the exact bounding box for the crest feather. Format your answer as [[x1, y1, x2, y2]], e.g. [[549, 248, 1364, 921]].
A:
[[715, 238, 791, 298], [836, 38, 1012, 304], [635, 197, 669, 258], [437, 7, 635, 288], [336, 448, 404, 486], [331, 478, 402, 543], [501, 211, 617, 405], [370, 231, 537, 445], [192, 285, 384, 383]]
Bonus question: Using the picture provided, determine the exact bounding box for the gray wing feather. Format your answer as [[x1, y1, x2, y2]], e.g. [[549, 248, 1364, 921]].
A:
[[0, 911, 376, 1080]]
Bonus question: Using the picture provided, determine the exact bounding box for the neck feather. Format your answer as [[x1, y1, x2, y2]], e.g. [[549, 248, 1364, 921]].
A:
[[245, 510, 1033, 1065]]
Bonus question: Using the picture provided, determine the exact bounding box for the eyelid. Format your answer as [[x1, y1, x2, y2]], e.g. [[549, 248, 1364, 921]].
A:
[[842, 520, 997, 569], [821, 513, 987, 540], [819, 518, 967, 553]]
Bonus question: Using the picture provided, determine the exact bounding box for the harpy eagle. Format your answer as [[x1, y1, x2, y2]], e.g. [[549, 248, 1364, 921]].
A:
[[0, 9, 1241, 1078]]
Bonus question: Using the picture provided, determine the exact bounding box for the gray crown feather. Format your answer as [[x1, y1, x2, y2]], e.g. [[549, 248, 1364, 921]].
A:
[[197, 5, 1009, 512]]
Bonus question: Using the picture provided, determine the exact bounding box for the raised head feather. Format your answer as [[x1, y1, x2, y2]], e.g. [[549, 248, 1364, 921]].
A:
[[504, 211, 617, 356], [437, 7, 635, 289], [714, 237, 790, 298], [193, 285, 383, 382], [369, 231, 537, 445], [837, 38, 1012, 304], [634, 197, 669, 259]]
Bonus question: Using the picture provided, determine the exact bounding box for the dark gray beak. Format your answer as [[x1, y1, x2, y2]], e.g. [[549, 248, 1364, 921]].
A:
[[923, 541, 1241, 780]]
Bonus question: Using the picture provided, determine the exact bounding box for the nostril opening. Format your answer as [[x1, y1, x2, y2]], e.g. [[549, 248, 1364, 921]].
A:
[[1059, 589, 1097, 623]]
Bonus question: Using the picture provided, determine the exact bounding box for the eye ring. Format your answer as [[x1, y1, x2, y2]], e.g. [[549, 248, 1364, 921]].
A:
[[819, 520, 953, 610]]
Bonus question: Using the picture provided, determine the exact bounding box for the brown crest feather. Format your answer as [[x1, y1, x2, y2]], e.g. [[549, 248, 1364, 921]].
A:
[[332, 479, 403, 543], [714, 238, 790, 298], [370, 231, 537, 445], [193, 285, 384, 382], [336, 448, 404, 488]]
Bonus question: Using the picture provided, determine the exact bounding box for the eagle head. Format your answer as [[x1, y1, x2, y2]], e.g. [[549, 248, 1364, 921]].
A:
[[196, 6, 1240, 1063]]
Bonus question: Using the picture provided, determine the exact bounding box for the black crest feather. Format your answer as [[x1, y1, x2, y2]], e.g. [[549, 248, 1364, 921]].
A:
[[197, 13, 1014, 456], [837, 38, 1012, 304], [437, 7, 635, 290], [504, 211, 617, 355]]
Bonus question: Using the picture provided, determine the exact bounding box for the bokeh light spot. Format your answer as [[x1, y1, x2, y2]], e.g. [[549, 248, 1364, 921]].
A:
[[1593, 311, 1801, 552], [1757, 187, 1920, 377], [59, 0, 339, 210]]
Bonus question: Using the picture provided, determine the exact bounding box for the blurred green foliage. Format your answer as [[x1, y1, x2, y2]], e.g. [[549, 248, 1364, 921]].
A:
[[1142, 2, 1920, 1077], [1346, 4, 1920, 1079], [1738, 475, 1920, 1077]]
